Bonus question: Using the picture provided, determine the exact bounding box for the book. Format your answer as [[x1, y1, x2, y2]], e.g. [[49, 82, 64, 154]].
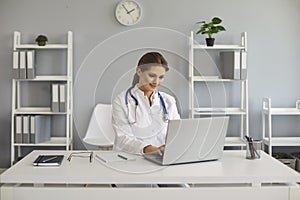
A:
[[59, 84, 67, 112], [33, 155, 64, 166], [26, 50, 35, 79], [19, 51, 26, 79], [12, 51, 19, 79], [51, 84, 59, 112]]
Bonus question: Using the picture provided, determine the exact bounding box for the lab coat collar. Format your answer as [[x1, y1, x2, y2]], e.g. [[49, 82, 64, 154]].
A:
[[132, 84, 159, 100]]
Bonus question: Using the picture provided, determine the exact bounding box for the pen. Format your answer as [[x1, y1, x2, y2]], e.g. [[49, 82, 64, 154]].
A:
[[245, 135, 250, 142], [89, 152, 93, 163], [42, 156, 57, 163], [245, 136, 255, 158], [117, 154, 128, 160]]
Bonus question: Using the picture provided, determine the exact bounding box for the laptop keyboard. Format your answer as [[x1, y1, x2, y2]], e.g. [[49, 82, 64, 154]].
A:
[[144, 151, 164, 163]]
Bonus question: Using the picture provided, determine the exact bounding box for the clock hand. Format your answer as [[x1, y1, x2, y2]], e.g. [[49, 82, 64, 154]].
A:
[[128, 8, 135, 14], [122, 4, 130, 14]]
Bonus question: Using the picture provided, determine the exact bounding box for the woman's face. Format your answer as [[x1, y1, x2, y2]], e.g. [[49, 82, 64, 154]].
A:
[[137, 65, 166, 94]]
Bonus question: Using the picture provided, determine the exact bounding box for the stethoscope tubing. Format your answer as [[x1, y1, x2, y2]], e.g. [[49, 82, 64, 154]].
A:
[[125, 86, 169, 123]]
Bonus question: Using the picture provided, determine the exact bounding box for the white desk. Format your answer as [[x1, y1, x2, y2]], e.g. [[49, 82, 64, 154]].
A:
[[1, 150, 300, 200]]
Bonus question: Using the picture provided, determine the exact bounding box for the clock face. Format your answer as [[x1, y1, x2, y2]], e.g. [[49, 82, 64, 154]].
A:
[[115, 0, 142, 26]]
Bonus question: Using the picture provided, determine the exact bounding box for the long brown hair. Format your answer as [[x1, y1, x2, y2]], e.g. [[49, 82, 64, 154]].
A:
[[132, 52, 169, 86]]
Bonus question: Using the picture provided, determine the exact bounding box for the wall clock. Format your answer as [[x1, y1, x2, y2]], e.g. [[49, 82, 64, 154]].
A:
[[115, 0, 142, 26]]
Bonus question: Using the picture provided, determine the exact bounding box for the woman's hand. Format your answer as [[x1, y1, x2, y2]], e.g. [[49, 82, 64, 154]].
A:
[[143, 145, 164, 155], [158, 145, 165, 152]]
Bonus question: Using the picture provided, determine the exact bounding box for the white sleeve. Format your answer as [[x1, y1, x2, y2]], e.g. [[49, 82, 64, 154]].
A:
[[112, 94, 148, 154]]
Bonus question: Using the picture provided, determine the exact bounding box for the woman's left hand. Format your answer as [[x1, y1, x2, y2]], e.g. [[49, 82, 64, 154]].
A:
[[158, 145, 165, 152]]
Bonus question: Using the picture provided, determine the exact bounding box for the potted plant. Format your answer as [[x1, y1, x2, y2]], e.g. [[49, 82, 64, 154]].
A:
[[35, 35, 48, 46], [196, 17, 226, 46]]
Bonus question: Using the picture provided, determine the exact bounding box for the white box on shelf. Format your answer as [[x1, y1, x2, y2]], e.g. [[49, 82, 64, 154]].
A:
[[12, 51, 19, 79], [30, 115, 51, 144], [26, 50, 35, 79], [240, 51, 247, 80], [22, 115, 30, 144], [19, 51, 26, 79], [15, 116, 23, 143], [220, 51, 246, 80], [51, 84, 59, 112], [59, 84, 67, 112]]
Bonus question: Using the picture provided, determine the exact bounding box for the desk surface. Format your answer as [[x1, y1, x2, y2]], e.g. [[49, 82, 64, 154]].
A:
[[1, 150, 300, 185]]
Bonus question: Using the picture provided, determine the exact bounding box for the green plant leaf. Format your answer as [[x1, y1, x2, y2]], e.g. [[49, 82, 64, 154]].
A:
[[207, 22, 213, 28], [196, 29, 203, 34], [216, 26, 226, 31], [195, 17, 226, 36], [212, 17, 222, 24], [211, 29, 219, 34], [202, 23, 209, 29], [196, 21, 205, 24]]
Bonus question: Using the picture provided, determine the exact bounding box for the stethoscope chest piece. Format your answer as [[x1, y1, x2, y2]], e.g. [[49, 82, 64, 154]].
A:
[[163, 113, 169, 123]]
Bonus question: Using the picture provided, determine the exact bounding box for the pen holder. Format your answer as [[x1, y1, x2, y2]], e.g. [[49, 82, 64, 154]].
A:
[[246, 140, 262, 159]]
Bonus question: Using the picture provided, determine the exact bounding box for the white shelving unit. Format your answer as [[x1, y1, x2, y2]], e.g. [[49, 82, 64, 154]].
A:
[[11, 31, 73, 165], [262, 97, 300, 155], [189, 31, 248, 147]]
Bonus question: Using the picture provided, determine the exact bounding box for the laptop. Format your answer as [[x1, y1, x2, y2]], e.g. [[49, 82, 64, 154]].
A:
[[143, 116, 229, 165]]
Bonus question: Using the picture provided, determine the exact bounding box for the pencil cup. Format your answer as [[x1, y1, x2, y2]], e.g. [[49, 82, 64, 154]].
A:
[[246, 140, 262, 159]]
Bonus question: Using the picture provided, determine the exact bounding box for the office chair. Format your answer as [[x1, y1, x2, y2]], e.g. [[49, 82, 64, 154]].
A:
[[83, 104, 115, 150]]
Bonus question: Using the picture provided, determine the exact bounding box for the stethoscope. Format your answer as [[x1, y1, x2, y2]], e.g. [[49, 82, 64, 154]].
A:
[[125, 86, 169, 124]]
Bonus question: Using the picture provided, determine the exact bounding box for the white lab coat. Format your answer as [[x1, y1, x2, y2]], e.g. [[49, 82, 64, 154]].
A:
[[112, 85, 180, 154]]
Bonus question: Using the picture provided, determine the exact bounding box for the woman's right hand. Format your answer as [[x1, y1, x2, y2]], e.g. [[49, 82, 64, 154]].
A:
[[143, 145, 163, 155]]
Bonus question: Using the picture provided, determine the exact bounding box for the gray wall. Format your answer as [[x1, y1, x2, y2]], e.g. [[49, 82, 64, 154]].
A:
[[1, 0, 300, 167]]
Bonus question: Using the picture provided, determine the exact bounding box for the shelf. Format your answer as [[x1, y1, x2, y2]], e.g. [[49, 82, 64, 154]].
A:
[[15, 44, 68, 49], [225, 137, 246, 147], [193, 44, 245, 50], [194, 107, 247, 115], [189, 31, 248, 148], [14, 107, 67, 114], [262, 108, 300, 115], [14, 137, 72, 146], [192, 76, 246, 82], [262, 98, 300, 155], [11, 31, 73, 165], [262, 137, 300, 146], [15, 75, 68, 81]]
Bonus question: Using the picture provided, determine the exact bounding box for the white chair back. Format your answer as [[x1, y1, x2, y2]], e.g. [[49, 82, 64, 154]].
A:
[[83, 104, 115, 148]]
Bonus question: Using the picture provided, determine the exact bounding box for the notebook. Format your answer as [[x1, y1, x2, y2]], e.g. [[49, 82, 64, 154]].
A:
[[33, 155, 64, 166], [143, 117, 229, 165]]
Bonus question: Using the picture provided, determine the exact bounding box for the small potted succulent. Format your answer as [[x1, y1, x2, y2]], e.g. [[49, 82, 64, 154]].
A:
[[196, 17, 226, 46], [35, 35, 48, 46]]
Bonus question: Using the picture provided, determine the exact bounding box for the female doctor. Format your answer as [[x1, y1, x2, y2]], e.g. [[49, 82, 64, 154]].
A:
[[112, 52, 180, 155]]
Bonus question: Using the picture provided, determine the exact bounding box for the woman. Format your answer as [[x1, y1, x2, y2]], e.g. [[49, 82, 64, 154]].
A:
[[112, 52, 180, 155]]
